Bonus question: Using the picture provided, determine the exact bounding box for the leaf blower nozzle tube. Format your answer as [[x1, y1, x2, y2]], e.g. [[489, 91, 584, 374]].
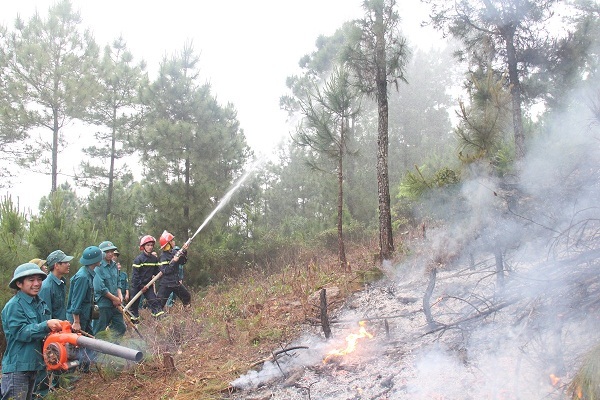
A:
[[76, 336, 143, 362]]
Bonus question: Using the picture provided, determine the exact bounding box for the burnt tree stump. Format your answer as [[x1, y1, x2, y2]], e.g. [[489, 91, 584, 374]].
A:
[[423, 267, 437, 329], [320, 288, 331, 339], [163, 352, 176, 373]]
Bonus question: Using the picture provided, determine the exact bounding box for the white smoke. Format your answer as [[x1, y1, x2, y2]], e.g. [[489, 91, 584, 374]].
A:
[[231, 70, 600, 400]]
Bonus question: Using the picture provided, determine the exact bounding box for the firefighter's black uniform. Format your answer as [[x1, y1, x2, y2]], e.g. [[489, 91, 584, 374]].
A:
[[158, 249, 191, 307], [129, 251, 163, 320]]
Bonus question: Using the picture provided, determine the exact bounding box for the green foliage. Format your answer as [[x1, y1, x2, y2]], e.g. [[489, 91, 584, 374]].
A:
[[82, 178, 142, 272], [29, 186, 91, 260], [1, 0, 99, 191], [78, 36, 147, 216], [260, 145, 337, 240], [344, 0, 409, 96], [491, 140, 516, 178], [0, 195, 30, 304], [315, 216, 368, 249], [398, 165, 460, 200], [456, 69, 512, 165], [568, 342, 600, 399], [394, 164, 461, 231], [137, 43, 250, 258]]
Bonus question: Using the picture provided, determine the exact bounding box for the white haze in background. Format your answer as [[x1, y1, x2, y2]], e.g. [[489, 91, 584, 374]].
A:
[[231, 84, 600, 397], [0, 0, 441, 213], [403, 92, 600, 398]]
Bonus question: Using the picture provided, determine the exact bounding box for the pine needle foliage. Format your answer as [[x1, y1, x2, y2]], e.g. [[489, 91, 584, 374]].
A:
[[569, 343, 600, 400], [456, 69, 512, 165]]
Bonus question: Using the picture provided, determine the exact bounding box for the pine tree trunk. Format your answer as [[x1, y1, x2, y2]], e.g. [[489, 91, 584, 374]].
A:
[[337, 122, 347, 271], [107, 108, 117, 217], [375, 9, 394, 261], [505, 30, 525, 160], [51, 113, 59, 193]]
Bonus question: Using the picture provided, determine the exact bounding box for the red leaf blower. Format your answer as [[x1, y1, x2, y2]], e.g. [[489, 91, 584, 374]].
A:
[[43, 320, 143, 371]]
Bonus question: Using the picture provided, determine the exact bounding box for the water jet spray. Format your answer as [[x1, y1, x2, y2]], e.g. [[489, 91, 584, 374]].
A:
[[123, 160, 262, 314]]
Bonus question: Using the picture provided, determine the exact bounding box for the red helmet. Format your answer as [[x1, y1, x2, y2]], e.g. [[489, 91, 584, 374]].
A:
[[159, 230, 175, 249], [139, 235, 156, 250]]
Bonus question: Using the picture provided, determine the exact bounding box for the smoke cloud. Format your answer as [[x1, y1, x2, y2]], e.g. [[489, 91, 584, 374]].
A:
[[230, 76, 600, 400]]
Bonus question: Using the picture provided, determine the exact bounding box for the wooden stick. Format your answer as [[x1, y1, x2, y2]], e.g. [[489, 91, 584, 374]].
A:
[[249, 346, 309, 368], [122, 272, 163, 313]]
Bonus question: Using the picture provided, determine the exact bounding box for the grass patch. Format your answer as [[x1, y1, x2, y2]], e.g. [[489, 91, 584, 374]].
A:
[[56, 241, 383, 399]]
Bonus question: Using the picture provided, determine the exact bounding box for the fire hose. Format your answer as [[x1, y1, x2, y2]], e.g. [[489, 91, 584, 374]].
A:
[[122, 229, 196, 314], [43, 320, 143, 371], [123, 169, 255, 315]]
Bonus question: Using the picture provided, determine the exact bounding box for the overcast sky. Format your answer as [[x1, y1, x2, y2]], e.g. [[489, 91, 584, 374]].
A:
[[0, 1, 441, 212]]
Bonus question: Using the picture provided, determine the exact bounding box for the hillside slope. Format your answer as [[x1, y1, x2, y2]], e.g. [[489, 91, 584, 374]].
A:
[[54, 242, 380, 399]]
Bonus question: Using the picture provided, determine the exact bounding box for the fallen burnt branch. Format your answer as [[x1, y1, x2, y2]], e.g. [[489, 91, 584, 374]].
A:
[[305, 310, 420, 326], [332, 311, 421, 324], [422, 300, 514, 336], [249, 346, 309, 368]]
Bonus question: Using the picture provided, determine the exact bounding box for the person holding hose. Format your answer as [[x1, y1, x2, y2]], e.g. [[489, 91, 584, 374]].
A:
[[129, 235, 164, 323], [166, 246, 185, 308], [1, 263, 62, 400], [36, 249, 74, 393], [158, 231, 191, 309]]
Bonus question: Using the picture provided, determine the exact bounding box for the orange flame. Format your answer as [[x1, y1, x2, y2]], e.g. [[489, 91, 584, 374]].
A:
[[323, 321, 374, 363], [549, 373, 560, 386]]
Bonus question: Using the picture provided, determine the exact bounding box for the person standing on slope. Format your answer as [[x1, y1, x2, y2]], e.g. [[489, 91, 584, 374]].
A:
[[129, 235, 164, 323], [67, 245, 102, 372], [1, 263, 62, 400], [93, 241, 126, 338], [157, 230, 191, 310]]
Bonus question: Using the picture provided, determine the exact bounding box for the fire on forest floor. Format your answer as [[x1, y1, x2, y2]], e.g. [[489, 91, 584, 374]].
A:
[[50, 242, 382, 400], [46, 232, 600, 400], [227, 247, 600, 400]]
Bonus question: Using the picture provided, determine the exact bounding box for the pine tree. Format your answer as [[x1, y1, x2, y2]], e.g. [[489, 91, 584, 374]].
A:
[[1, 0, 98, 191], [344, 0, 409, 261], [78, 36, 147, 217], [293, 66, 360, 270], [139, 43, 250, 244]]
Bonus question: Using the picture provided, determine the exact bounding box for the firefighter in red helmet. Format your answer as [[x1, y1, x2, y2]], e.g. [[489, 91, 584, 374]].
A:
[[158, 230, 191, 309], [128, 235, 163, 323]]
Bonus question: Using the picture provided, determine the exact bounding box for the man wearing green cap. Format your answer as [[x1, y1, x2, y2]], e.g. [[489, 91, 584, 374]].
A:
[[1, 263, 62, 400], [39, 249, 74, 320], [36, 249, 73, 394], [93, 240, 126, 337], [67, 246, 103, 372]]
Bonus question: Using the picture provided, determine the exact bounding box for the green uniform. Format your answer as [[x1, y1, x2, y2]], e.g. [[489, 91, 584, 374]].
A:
[[67, 266, 96, 332], [38, 273, 67, 320], [118, 270, 129, 297], [93, 259, 125, 336], [1, 291, 51, 373]]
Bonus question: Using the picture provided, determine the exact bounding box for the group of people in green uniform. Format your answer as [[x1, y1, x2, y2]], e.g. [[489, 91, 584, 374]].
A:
[[0, 230, 192, 400]]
